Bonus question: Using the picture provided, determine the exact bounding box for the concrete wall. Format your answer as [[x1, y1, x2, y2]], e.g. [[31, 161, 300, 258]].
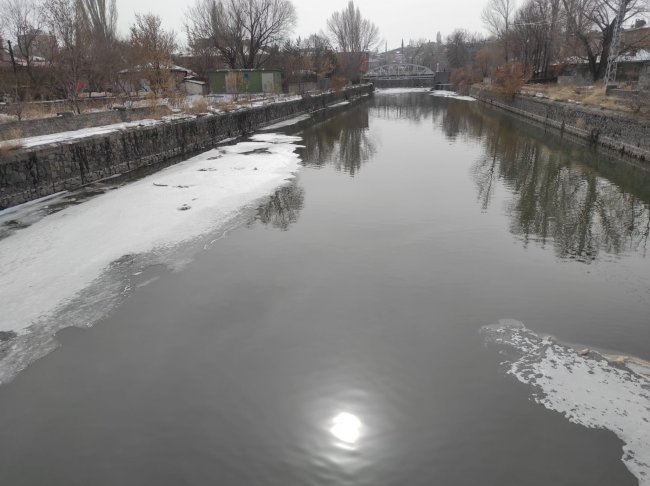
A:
[[0, 106, 170, 141], [0, 85, 373, 209], [470, 85, 650, 162]]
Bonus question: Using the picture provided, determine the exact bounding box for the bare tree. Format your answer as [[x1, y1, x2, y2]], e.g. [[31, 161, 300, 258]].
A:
[[185, 0, 240, 68], [45, 0, 91, 111], [0, 0, 50, 98], [481, 0, 516, 62], [446, 30, 486, 68], [185, 0, 296, 69], [562, 0, 649, 80], [79, 0, 117, 41], [304, 33, 337, 79], [327, 1, 379, 81], [78, 0, 120, 91], [129, 13, 177, 95]]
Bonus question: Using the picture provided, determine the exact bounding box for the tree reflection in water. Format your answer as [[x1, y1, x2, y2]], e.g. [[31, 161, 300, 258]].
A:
[[256, 93, 650, 260], [468, 104, 650, 262], [300, 105, 376, 176], [372, 93, 439, 124], [251, 180, 305, 231]]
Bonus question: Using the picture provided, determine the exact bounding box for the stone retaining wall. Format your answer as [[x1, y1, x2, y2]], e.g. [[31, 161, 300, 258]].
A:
[[470, 85, 650, 162], [0, 85, 373, 209]]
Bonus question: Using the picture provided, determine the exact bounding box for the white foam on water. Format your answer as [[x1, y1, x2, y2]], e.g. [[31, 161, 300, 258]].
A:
[[374, 88, 432, 94], [0, 133, 302, 383], [482, 320, 650, 485], [430, 90, 475, 101]]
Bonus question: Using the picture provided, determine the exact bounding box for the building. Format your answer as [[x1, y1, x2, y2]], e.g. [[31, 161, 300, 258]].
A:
[[118, 64, 198, 93], [0, 39, 11, 64], [207, 69, 282, 94], [17, 30, 55, 61], [183, 78, 208, 95]]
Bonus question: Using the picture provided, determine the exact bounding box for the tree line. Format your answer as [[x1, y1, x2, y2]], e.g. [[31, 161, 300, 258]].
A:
[[0, 0, 380, 105], [444, 0, 649, 91], [2, 0, 648, 106]]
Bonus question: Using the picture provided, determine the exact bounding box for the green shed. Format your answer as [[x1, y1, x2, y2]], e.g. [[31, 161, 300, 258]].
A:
[[208, 69, 282, 94]]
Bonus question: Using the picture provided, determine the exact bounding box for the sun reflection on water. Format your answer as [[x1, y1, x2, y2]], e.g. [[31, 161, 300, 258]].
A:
[[330, 412, 363, 446]]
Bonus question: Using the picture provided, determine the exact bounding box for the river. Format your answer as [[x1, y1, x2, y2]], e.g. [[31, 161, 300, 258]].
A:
[[0, 89, 649, 485]]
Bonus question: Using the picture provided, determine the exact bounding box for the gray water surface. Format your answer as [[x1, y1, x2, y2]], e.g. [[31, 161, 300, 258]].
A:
[[0, 92, 649, 485]]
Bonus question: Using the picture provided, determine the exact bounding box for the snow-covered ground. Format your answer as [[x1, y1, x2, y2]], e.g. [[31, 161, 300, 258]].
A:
[[482, 320, 650, 485], [14, 119, 164, 148], [1, 92, 342, 148], [0, 133, 302, 384]]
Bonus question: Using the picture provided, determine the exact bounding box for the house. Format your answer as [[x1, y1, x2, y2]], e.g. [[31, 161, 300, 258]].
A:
[[554, 21, 650, 89], [335, 52, 370, 80], [183, 78, 208, 96], [17, 31, 55, 60], [207, 69, 282, 94], [622, 20, 650, 50], [118, 64, 199, 93], [284, 70, 318, 94], [0, 39, 11, 64]]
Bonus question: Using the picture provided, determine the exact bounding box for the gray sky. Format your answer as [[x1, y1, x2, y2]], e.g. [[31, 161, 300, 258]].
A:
[[115, 0, 488, 50]]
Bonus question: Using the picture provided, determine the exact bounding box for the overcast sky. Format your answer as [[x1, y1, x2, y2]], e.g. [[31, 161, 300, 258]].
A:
[[114, 0, 489, 50]]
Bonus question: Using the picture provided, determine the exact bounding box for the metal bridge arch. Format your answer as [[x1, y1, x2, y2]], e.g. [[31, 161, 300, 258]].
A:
[[364, 63, 435, 79]]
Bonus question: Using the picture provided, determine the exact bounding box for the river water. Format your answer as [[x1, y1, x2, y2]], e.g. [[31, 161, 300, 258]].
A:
[[0, 90, 649, 485]]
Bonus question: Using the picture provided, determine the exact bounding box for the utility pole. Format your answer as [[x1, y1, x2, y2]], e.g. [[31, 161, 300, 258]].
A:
[[604, 0, 627, 85]]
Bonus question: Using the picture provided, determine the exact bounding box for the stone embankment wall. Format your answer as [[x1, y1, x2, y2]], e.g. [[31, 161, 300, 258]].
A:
[[470, 85, 650, 162], [0, 106, 170, 141], [0, 85, 373, 209]]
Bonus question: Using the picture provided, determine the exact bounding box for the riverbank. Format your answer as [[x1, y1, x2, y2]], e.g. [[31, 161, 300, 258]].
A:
[[470, 85, 650, 162], [0, 85, 373, 209]]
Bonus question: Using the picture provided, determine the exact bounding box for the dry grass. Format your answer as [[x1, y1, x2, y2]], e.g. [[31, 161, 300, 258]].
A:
[[20, 103, 58, 119], [0, 126, 23, 143], [0, 140, 24, 154], [185, 97, 210, 114], [519, 83, 650, 116], [216, 101, 239, 113]]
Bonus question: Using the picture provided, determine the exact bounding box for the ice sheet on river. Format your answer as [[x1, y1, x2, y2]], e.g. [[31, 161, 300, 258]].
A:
[[482, 320, 650, 485], [0, 133, 302, 384]]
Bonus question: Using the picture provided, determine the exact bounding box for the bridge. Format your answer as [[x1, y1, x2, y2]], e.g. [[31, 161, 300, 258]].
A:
[[363, 63, 450, 89]]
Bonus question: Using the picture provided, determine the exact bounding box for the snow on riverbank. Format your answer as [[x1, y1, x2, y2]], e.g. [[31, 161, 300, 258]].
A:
[[482, 320, 650, 485], [0, 133, 302, 381], [262, 114, 311, 131], [12, 119, 164, 148]]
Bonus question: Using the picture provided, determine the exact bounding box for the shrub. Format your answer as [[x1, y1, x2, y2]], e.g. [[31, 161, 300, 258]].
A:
[[492, 63, 528, 99], [0, 140, 24, 154], [451, 68, 482, 95]]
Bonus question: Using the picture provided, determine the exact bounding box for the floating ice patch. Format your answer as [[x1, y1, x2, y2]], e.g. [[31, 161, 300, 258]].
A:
[[430, 90, 475, 101], [0, 133, 302, 384], [482, 320, 650, 485], [374, 88, 432, 94]]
